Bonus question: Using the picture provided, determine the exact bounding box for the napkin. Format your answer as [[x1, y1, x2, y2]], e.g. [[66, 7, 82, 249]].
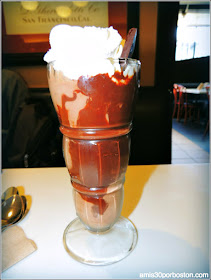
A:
[[2, 225, 37, 271]]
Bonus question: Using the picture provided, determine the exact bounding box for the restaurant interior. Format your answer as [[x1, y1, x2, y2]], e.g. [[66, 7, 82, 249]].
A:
[[2, 1, 210, 168], [1, 2, 210, 277]]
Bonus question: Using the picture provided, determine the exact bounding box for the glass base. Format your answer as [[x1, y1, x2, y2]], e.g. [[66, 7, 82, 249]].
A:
[[63, 216, 138, 265]]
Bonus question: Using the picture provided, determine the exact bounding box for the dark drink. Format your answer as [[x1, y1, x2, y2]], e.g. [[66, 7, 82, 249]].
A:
[[47, 59, 139, 231], [45, 25, 140, 265]]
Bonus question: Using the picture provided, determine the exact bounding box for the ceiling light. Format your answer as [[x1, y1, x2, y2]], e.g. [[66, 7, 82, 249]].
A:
[[72, 2, 89, 7], [21, 1, 39, 11], [56, 6, 72, 18]]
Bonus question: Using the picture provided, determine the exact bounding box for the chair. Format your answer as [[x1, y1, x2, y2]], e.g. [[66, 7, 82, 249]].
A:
[[172, 84, 185, 122], [2, 69, 29, 167], [183, 89, 200, 124], [172, 84, 199, 124]]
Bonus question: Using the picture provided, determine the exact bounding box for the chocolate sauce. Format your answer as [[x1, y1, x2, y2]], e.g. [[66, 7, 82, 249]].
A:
[[59, 72, 136, 214], [57, 73, 136, 128], [67, 136, 129, 188], [72, 182, 108, 215], [57, 92, 76, 127], [77, 73, 136, 127]]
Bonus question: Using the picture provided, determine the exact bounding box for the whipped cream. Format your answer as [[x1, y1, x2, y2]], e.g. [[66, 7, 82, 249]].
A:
[[44, 25, 124, 79]]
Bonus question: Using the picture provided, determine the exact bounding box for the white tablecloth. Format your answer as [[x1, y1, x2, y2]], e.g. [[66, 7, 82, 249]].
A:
[[1, 164, 210, 279], [185, 88, 207, 94]]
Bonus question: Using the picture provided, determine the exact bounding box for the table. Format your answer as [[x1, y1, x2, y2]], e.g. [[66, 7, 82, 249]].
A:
[[185, 88, 207, 95], [183, 88, 209, 124], [1, 164, 210, 279]]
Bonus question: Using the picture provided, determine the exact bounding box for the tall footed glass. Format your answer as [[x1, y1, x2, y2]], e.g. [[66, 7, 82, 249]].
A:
[[47, 58, 141, 265]]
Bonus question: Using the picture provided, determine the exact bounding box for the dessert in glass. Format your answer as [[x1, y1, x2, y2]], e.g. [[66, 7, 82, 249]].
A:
[[44, 25, 141, 265]]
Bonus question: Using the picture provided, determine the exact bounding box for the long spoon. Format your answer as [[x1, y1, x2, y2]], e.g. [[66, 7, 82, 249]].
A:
[[120, 28, 137, 58]]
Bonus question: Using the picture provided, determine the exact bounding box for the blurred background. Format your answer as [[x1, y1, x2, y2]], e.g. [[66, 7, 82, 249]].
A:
[[2, 1, 210, 168]]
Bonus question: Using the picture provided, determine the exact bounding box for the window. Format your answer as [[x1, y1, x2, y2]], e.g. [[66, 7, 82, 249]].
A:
[[175, 5, 210, 61]]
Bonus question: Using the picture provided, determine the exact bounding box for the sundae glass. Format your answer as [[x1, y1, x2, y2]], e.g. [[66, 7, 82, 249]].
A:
[[44, 25, 141, 265]]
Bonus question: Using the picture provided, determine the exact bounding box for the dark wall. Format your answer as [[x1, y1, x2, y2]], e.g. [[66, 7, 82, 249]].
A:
[[174, 56, 210, 83], [155, 2, 179, 89], [127, 1, 139, 59], [129, 2, 177, 165], [129, 86, 172, 165]]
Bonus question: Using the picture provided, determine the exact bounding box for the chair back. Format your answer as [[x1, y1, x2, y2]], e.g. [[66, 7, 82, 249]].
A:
[[205, 85, 210, 100], [173, 84, 186, 104]]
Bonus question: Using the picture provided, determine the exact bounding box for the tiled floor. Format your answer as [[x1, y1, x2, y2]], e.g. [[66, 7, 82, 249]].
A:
[[172, 129, 210, 164]]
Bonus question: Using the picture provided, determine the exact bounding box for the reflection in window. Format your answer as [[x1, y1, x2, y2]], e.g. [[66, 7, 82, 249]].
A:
[[175, 7, 210, 61]]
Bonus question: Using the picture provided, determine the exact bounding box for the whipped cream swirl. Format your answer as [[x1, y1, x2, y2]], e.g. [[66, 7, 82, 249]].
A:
[[44, 25, 123, 79]]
